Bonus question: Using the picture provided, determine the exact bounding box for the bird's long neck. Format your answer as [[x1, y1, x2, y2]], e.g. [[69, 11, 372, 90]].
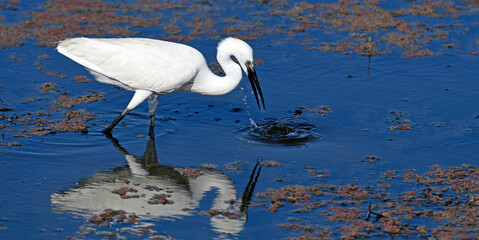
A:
[[190, 51, 242, 96]]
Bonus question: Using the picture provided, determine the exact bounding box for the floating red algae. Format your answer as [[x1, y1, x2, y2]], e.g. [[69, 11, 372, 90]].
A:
[[1, 141, 21, 147], [326, 206, 362, 222], [1, 0, 476, 56], [7, 0, 20, 5], [10, 54, 27, 61], [261, 160, 281, 167], [148, 194, 174, 205], [255, 164, 479, 239], [0, 24, 26, 48], [175, 167, 203, 179], [301, 105, 332, 115], [87, 215, 102, 224], [380, 170, 399, 181], [54, 92, 105, 108], [387, 111, 414, 130], [380, 218, 403, 234], [45, 0, 109, 12], [87, 209, 138, 227], [390, 124, 412, 130], [378, 183, 391, 189], [280, 224, 316, 233], [361, 155, 381, 163], [3, 108, 97, 137], [1, 92, 100, 141], [73, 76, 93, 83], [187, 17, 219, 37], [50, 118, 88, 133], [338, 184, 369, 201], [306, 170, 331, 178], [150, 3, 188, 10], [39, 82, 58, 93], [6, 0, 160, 47], [46, 71, 67, 78], [200, 209, 244, 220], [65, 109, 96, 120], [255, 185, 314, 212], [112, 187, 140, 199], [267, 0, 473, 57], [35, 54, 50, 59]]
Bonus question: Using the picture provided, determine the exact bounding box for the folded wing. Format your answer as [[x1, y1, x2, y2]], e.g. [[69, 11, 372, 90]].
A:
[[57, 38, 200, 93]]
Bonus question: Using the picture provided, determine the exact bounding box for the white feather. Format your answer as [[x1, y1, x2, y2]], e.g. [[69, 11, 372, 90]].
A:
[[57, 38, 200, 94], [56, 37, 262, 134]]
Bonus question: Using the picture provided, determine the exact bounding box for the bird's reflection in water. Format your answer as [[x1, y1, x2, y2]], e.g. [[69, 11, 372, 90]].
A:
[[51, 134, 261, 236]]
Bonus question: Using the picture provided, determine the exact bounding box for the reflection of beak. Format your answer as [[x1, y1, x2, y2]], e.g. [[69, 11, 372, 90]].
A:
[[246, 63, 265, 110]]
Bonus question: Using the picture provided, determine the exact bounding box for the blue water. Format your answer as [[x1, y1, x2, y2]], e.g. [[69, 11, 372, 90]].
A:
[[1, 1, 479, 239]]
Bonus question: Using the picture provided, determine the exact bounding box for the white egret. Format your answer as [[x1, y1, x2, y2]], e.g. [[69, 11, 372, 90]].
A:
[[57, 37, 264, 135]]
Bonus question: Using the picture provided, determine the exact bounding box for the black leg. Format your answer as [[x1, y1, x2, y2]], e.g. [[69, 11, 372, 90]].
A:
[[102, 108, 130, 136], [147, 94, 159, 138], [148, 115, 155, 138]]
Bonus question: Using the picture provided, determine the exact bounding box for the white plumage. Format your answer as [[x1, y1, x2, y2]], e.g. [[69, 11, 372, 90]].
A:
[[57, 37, 264, 136]]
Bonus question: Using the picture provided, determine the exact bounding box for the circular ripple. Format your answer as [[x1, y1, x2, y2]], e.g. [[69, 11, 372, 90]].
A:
[[235, 117, 322, 146]]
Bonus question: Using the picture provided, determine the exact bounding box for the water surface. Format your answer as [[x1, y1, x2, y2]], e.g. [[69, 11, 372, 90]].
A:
[[1, 0, 478, 239]]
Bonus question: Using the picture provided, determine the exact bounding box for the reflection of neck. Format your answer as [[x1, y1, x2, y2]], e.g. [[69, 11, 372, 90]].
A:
[[108, 136, 262, 235], [189, 170, 237, 209]]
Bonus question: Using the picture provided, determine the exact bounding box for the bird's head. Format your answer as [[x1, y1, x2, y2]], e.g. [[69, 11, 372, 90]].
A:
[[218, 37, 265, 110]]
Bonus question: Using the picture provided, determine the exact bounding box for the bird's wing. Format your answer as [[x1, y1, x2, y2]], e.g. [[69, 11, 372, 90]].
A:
[[57, 38, 201, 93]]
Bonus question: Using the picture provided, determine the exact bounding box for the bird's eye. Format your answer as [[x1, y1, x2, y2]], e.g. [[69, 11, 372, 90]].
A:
[[245, 60, 252, 66]]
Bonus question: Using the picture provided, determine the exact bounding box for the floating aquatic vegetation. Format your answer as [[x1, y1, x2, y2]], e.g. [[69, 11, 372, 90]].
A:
[[390, 124, 412, 131], [1, 141, 21, 147], [87, 209, 137, 226], [75, 208, 173, 239], [200, 209, 244, 220], [111, 187, 140, 199], [39, 82, 58, 93], [73, 75, 93, 83], [175, 167, 203, 179], [261, 160, 281, 167], [387, 111, 413, 131], [0, 0, 477, 56], [148, 194, 174, 205], [46, 71, 67, 78], [0, 89, 101, 139], [10, 54, 26, 61], [253, 164, 479, 239], [361, 155, 381, 163], [306, 169, 331, 178], [54, 92, 105, 108], [0, 92, 108, 137], [300, 105, 332, 115]]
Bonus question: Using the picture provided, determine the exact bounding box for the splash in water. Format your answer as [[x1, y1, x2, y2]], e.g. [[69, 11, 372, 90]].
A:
[[235, 117, 322, 146]]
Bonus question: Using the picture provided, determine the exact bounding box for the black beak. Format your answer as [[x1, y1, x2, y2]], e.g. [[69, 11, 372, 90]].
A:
[[246, 62, 265, 110]]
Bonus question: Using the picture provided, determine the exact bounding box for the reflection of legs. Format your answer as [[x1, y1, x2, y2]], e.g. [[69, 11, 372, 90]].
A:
[[240, 161, 262, 212], [102, 90, 153, 136], [148, 94, 159, 138]]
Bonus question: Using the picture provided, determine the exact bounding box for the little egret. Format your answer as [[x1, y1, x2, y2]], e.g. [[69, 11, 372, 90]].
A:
[[57, 37, 264, 135]]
